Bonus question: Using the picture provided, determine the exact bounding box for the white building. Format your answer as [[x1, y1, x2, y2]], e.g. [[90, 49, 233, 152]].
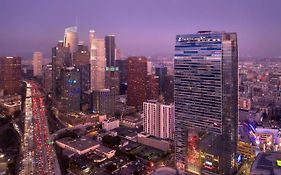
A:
[[143, 100, 174, 139], [89, 30, 106, 90], [64, 26, 78, 53], [102, 118, 120, 131], [32, 52, 43, 76]]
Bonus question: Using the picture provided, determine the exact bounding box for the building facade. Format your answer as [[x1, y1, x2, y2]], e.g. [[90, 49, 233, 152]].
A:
[[155, 65, 168, 94], [174, 31, 238, 174], [89, 30, 106, 90], [64, 26, 78, 53], [143, 100, 174, 139], [60, 67, 81, 111], [127, 57, 148, 108], [0, 56, 22, 96], [52, 41, 72, 100], [32, 52, 43, 77], [42, 64, 53, 94], [91, 89, 114, 115], [105, 35, 116, 68]]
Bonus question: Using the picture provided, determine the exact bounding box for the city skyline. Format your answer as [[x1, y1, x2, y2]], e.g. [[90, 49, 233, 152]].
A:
[[1, 0, 281, 59]]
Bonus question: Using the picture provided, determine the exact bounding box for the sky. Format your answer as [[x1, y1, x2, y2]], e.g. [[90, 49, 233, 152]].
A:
[[1, 0, 281, 59]]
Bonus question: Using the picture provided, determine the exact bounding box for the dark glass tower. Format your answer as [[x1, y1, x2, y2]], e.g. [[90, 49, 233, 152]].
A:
[[105, 35, 116, 67], [155, 65, 168, 94], [174, 31, 238, 175]]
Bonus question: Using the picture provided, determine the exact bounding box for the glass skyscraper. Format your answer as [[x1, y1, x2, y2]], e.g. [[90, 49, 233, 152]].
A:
[[174, 31, 238, 175]]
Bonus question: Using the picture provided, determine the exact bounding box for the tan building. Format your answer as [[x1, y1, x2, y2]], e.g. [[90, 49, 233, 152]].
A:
[[89, 30, 106, 90], [32, 52, 43, 77]]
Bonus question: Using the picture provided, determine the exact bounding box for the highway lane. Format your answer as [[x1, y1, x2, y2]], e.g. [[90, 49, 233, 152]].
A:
[[19, 81, 61, 175]]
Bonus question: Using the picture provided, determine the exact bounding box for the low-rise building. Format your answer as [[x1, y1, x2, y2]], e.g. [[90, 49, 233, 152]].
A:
[[237, 141, 256, 159], [0, 95, 21, 115], [250, 152, 281, 175], [56, 136, 100, 155], [102, 118, 120, 131], [121, 115, 143, 128]]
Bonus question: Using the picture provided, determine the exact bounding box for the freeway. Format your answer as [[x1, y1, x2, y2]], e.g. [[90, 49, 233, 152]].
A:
[[19, 81, 61, 175]]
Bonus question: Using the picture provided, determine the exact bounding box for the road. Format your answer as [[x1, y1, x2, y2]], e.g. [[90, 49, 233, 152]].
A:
[[19, 81, 61, 175]]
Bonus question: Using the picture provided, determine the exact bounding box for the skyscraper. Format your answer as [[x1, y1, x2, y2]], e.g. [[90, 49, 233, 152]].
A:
[[127, 57, 148, 108], [174, 31, 238, 174], [116, 59, 128, 95], [42, 64, 52, 94], [52, 41, 71, 98], [0, 56, 22, 96], [64, 26, 78, 53], [89, 30, 106, 90], [155, 65, 168, 94], [61, 67, 81, 111], [143, 99, 174, 139], [105, 35, 116, 67], [32, 52, 43, 77], [147, 75, 159, 100]]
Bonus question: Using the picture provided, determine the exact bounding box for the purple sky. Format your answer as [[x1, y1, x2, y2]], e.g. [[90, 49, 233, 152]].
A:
[[1, 0, 281, 59]]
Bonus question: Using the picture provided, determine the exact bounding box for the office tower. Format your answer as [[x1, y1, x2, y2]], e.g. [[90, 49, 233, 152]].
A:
[[147, 75, 159, 100], [147, 61, 153, 75], [91, 89, 114, 115], [77, 42, 88, 52], [52, 41, 72, 98], [79, 64, 91, 92], [89, 30, 106, 90], [32, 52, 43, 77], [42, 64, 53, 94], [105, 67, 119, 111], [105, 35, 116, 67], [127, 57, 148, 108], [64, 26, 78, 53], [0, 56, 21, 96], [61, 67, 81, 111], [163, 75, 174, 103], [116, 59, 128, 95], [174, 31, 238, 174], [73, 43, 90, 66], [155, 65, 168, 94], [143, 99, 174, 139]]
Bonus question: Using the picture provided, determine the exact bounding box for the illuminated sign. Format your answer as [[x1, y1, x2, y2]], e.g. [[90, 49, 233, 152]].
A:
[[277, 160, 281, 167], [205, 161, 212, 166]]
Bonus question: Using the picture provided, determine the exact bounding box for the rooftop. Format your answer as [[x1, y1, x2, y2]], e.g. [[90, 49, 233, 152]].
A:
[[56, 136, 99, 152], [251, 152, 281, 175]]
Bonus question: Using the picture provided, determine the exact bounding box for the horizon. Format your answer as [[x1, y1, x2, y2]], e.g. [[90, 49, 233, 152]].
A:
[[1, 0, 281, 59]]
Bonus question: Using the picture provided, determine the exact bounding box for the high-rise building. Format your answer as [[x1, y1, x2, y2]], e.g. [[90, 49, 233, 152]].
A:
[[105, 35, 116, 67], [0, 56, 22, 96], [143, 99, 174, 139], [52, 41, 71, 99], [42, 64, 52, 94], [64, 26, 78, 53], [73, 43, 90, 66], [91, 89, 114, 115], [163, 75, 174, 103], [32, 52, 43, 77], [89, 30, 106, 90], [127, 57, 148, 108], [174, 31, 238, 174], [61, 67, 81, 111], [116, 59, 128, 95], [147, 61, 153, 75], [155, 65, 168, 94], [147, 75, 159, 100]]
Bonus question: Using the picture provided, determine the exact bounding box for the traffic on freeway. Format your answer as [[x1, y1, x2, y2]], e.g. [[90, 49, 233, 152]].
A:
[[19, 81, 61, 175]]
